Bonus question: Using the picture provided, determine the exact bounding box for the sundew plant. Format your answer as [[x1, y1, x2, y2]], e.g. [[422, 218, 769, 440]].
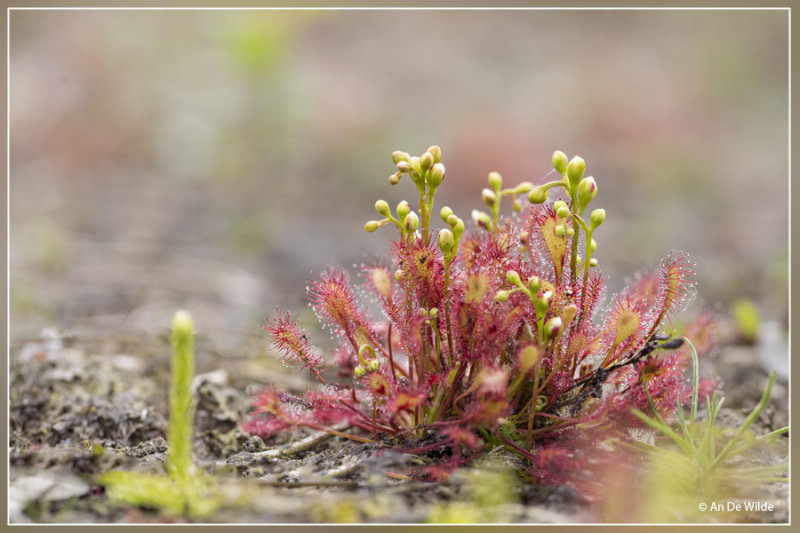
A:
[[244, 147, 717, 487]]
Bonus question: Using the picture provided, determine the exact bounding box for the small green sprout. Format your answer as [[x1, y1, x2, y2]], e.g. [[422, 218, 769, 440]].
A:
[[100, 311, 219, 518]]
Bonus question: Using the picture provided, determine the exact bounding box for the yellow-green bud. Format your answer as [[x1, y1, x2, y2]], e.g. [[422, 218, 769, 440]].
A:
[[552, 150, 569, 176], [392, 151, 410, 164], [396, 160, 411, 173], [528, 276, 540, 295], [589, 238, 597, 254], [472, 209, 492, 230], [429, 307, 438, 319], [364, 220, 379, 232], [375, 199, 390, 217], [576, 176, 597, 208], [495, 290, 511, 302], [553, 200, 568, 212], [397, 200, 411, 220], [589, 258, 598, 267], [488, 171, 503, 190], [449, 216, 465, 239], [544, 316, 563, 340], [404, 212, 419, 232], [438, 228, 455, 254], [367, 359, 380, 372], [394, 269, 404, 281], [536, 290, 553, 316], [506, 270, 521, 286], [566, 227, 575, 237], [519, 345, 540, 374], [440, 206, 454, 223], [354, 365, 366, 378], [429, 163, 445, 187], [528, 187, 548, 204], [426, 145, 442, 164], [590, 208, 606, 229], [556, 206, 570, 219], [567, 156, 586, 190], [389, 173, 401, 185], [482, 188, 497, 206], [420, 151, 434, 171], [555, 224, 566, 238]]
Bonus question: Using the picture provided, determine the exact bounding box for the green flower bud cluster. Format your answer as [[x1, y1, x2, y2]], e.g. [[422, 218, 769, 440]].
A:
[[495, 270, 543, 308], [439, 206, 464, 262], [475, 170, 536, 233]]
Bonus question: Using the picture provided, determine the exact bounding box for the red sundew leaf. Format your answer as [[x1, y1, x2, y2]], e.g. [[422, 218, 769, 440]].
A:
[[261, 310, 326, 380], [656, 251, 696, 321], [308, 267, 372, 341]]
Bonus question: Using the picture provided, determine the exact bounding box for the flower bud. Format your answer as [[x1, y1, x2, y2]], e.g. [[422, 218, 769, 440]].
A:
[[404, 211, 419, 232], [544, 316, 563, 340], [420, 151, 434, 171], [512, 197, 522, 212], [472, 209, 492, 230], [552, 150, 568, 176], [567, 156, 586, 190], [426, 145, 442, 164], [529, 187, 549, 204], [528, 276, 540, 295], [519, 231, 530, 245], [589, 238, 597, 254], [566, 227, 575, 237], [589, 258, 598, 267], [388, 173, 401, 185], [396, 160, 411, 173], [438, 228, 455, 254], [397, 200, 411, 220], [518, 345, 540, 374], [556, 206, 570, 219], [482, 188, 497, 207], [553, 200, 568, 212], [536, 290, 553, 316], [429, 308, 438, 319], [555, 224, 566, 238], [375, 199, 390, 217], [488, 171, 503, 190], [392, 151, 410, 164], [495, 290, 511, 302], [440, 206, 454, 222], [590, 208, 606, 229], [394, 269, 404, 281], [354, 365, 366, 378], [367, 359, 380, 372], [429, 163, 445, 187], [364, 220, 379, 232], [506, 270, 521, 286], [576, 176, 597, 208]]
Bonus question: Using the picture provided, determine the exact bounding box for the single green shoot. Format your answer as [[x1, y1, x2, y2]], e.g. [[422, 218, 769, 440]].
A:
[[100, 311, 219, 518]]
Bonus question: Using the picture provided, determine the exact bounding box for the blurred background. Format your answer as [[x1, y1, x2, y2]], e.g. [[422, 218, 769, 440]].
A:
[[10, 9, 788, 358]]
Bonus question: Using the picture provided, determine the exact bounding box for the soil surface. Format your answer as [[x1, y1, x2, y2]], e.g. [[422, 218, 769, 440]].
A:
[[8, 327, 788, 524]]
